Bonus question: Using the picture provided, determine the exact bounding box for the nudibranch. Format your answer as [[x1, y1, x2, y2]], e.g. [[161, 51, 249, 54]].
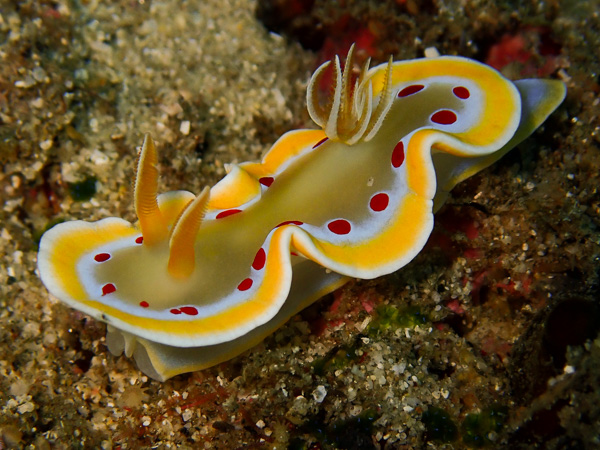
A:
[[38, 46, 565, 381]]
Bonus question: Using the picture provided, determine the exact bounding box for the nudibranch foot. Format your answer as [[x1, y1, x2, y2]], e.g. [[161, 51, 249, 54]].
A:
[[38, 47, 565, 381], [107, 264, 348, 381]]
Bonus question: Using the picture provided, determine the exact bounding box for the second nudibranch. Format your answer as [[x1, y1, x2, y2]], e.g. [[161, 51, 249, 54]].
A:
[[38, 46, 566, 380]]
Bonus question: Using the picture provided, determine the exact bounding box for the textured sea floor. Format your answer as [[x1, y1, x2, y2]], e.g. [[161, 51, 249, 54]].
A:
[[1, 0, 599, 448]]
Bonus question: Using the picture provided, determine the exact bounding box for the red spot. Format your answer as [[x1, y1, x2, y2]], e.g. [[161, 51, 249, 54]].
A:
[[328, 219, 351, 235], [139, 301, 149, 308], [238, 278, 253, 291], [469, 269, 490, 305], [485, 28, 561, 77], [369, 193, 389, 212], [329, 290, 343, 313], [102, 283, 116, 296], [313, 137, 329, 148], [291, 251, 299, 256], [252, 248, 266, 270], [259, 177, 274, 187], [464, 248, 484, 259], [496, 280, 519, 294], [216, 209, 242, 219], [453, 86, 470, 99], [358, 351, 370, 364], [431, 110, 457, 125], [94, 253, 111, 262], [522, 276, 532, 295], [276, 220, 303, 227], [135, 236, 143, 244], [180, 306, 199, 316], [486, 33, 531, 71], [434, 322, 449, 331], [43, 8, 62, 19], [398, 84, 424, 97], [481, 336, 512, 362], [310, 317, 328, 336], [446, 299, 465, 315], [391, 141, 405, 168], [359, 290, 377, 314], [464, 221, 479, 240], [170, 308, 182, 315]]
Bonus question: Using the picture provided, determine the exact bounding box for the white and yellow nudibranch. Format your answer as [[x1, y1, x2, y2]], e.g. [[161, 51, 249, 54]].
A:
[[38, 46, 565, 381]]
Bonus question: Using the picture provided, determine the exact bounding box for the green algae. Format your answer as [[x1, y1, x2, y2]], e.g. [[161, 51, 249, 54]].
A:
[[292, 409, 379, 449], [461, 405, 508, 447], [422, 404, 509, 446], [68, 176, 97, 201], [422, 407, 458, 443], [367, 304, 429, 336], [313, 340, 362, 376]]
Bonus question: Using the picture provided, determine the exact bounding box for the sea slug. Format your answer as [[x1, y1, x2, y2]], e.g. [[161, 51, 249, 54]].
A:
[[38, 46, 566, 380]]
